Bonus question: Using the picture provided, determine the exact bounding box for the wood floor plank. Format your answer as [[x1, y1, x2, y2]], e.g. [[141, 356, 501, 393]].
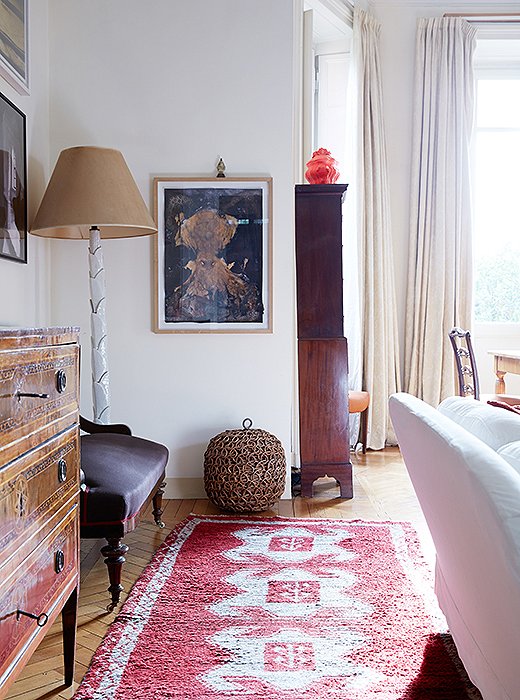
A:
[[5, 447, 431, 700], [174, 498, 197, 520], [277, 499, 294, 517]]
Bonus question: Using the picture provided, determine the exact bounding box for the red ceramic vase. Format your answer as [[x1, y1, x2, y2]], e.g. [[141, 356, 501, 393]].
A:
[[305, 148, 340, 184]]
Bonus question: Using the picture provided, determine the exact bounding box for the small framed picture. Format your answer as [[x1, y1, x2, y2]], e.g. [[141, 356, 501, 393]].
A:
[[0, 0, 29, 95], [153, 177, 272, 333], [0, 91, 26, 263]]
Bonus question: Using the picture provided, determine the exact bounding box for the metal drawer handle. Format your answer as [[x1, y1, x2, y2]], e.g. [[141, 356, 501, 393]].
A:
[[16, 609, 49, 627], [56, 370, 67, 393], [57, 459, 67, 483], [55, 549, 65, 573], [16, 392, 50, 399]]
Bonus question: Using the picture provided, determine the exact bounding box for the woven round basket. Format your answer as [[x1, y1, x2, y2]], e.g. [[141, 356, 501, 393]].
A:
[[203, 418, 286, 512]]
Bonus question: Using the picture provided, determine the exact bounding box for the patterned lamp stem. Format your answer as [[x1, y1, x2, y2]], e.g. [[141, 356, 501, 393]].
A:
[[89, 226, 111, 424]]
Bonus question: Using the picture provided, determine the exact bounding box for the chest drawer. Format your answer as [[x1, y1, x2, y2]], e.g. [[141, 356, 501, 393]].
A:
[[0, 344, 79, 468], [0, 505, 78, 687], [0, 427, 79, 576]]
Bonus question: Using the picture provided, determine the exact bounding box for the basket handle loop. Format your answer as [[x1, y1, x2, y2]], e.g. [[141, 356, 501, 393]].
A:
[[242, 418, 253, 430]]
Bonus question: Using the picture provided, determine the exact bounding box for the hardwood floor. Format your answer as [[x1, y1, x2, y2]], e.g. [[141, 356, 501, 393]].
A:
[[5, 447, 433, 700]]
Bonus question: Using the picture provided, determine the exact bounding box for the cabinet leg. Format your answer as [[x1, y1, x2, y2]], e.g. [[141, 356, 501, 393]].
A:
[[300, 471, 315, 498], [337, 464, 354, 499], [300, 464, 353, 499], [62, 586, 78, 686], [101, 538, 129, 611]]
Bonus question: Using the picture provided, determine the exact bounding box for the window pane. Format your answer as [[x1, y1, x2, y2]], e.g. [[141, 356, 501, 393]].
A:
[[474, 129, 520, 322], [477, 80, 520, 128]]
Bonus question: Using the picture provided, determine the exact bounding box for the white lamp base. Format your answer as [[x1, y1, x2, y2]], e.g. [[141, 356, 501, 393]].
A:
[[89, 226, 111, 423]]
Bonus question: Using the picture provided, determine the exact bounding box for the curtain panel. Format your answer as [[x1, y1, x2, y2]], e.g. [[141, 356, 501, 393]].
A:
[[354, 7, 401, 448], [404, 17, 477, 406]]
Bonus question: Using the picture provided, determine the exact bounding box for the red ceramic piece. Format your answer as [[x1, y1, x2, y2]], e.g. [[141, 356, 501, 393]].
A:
[[305, 148, 340, 184]]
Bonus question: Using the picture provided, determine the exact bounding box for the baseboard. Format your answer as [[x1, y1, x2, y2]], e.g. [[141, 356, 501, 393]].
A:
[[163, 477, 292, 501], [163, 477, 206, 499]]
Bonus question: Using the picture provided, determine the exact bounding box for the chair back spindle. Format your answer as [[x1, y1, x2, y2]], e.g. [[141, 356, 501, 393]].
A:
[[448, 327, 481, 400]]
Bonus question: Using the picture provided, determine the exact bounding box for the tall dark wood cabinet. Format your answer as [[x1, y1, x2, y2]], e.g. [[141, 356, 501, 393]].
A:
[[295, 184, 352, 498]]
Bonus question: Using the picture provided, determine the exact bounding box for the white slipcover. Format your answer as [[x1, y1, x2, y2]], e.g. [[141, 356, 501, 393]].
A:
[[389, 393, 520, 700]]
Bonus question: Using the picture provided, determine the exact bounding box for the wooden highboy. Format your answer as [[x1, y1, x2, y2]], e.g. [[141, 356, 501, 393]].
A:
[[0, 327, 80, 698], [295, 184, 352, 498]]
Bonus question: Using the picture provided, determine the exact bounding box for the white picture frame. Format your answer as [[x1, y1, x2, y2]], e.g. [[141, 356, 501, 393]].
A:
[[153, 177, 272, 333]]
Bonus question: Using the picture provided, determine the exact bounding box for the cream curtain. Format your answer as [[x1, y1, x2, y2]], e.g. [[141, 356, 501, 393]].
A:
[[405, 17, 477, 406], [354, 8, 401, 448]]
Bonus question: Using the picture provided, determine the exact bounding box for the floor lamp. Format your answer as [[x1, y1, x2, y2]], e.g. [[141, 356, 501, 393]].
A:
[[30, 146, 157, 424]]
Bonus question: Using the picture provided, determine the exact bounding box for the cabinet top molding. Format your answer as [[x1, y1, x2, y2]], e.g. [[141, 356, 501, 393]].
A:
[[296, 183, 348, 193]]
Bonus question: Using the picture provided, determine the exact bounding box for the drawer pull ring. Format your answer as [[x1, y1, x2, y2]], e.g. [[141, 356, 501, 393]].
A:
[[16, 609, 49, 627], [56, 370, 67, 393], [58, 459, 67, 483], [16, 392, 50, 399], [55, 549, 65, 573]]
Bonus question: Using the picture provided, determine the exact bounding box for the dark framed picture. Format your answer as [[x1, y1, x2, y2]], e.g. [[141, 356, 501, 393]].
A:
[[0, 91, 26, 263], [0, 0, 28, 95], [153, 177, 272, 333]]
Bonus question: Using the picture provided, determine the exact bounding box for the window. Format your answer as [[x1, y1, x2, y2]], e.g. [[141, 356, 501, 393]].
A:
[[314, 52, 350, 180], [473, 51, 520, 323]]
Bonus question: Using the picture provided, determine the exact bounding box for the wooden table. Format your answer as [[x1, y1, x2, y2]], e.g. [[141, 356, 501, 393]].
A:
[[489, 350, 520, 394]]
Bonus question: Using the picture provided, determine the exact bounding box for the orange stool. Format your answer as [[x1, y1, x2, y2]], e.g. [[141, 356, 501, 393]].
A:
[[349, 390, 370, 453]]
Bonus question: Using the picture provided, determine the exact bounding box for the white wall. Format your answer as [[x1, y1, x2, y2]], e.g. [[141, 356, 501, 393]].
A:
[[0, 1, 50, 328], [10, 0, 519, 496], [47, 0, 297, 497], [369, 0, 520, 396]]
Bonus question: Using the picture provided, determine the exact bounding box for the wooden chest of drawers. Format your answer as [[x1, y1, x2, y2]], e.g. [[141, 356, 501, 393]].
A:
[[0, 327, 80, 698]]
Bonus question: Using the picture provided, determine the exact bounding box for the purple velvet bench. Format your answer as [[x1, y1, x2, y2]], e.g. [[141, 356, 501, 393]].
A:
[[79, 417, 169, 611]]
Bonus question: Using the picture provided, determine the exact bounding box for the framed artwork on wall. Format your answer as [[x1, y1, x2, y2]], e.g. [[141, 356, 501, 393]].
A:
[[153, 177, 272, 333], [0, 91, 26, 263], [0, 0, 28, 95]]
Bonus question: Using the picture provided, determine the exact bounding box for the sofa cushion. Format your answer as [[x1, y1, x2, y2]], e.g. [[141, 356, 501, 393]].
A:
[[438, 396, 520, 451], [497, 441, 520, 476], [80, 433, 168, 531]]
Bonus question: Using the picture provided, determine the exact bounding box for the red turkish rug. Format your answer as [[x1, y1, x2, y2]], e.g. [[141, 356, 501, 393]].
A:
[[74, 516, 482, 699]]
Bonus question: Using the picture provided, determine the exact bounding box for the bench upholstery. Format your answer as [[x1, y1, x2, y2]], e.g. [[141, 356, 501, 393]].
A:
[[80, 417, 169, 610]]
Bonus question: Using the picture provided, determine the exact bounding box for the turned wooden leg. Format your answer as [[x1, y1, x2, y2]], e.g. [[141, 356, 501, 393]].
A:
[[61, 586, 78, 686], [152, 481, 166, 528], [101, 538, 129, 612], [495, 370, 506, 395]]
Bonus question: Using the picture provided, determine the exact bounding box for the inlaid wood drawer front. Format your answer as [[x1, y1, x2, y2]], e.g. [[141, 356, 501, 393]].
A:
[[0, 344, 79, 468], [0, 328, 80, 699], [0, 506, 78, 686], [0, 427, 79, 574]]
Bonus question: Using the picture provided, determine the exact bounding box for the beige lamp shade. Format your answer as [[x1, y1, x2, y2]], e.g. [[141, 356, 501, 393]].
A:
[[30, 146, 157, 239]]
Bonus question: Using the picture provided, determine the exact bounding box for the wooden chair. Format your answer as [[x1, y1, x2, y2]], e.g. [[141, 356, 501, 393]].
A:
[[79, 417, 169, 611], [349, 390, 370, 453], [449, 327, 520, 406]]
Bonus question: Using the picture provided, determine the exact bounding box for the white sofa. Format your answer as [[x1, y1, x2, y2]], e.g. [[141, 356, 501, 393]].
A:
[[389, 393, 520, 700]]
